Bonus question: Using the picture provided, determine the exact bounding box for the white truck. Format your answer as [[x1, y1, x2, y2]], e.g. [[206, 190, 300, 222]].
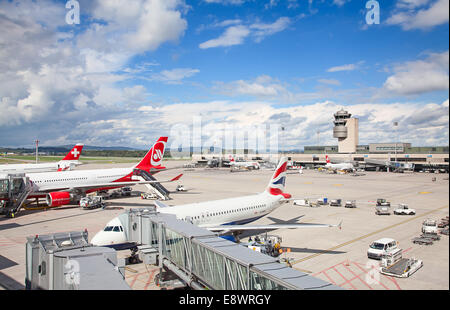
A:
[[422, 219, 438, 234], [344, 200, 356, 208], [176, 184, 187, 192], [393, 204, 415, 215], [367, 238, 401, 260]]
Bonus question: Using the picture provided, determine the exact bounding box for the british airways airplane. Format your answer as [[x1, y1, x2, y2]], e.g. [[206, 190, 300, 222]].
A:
[[91, 157, 341, 247], [0, 144, 84, 173]]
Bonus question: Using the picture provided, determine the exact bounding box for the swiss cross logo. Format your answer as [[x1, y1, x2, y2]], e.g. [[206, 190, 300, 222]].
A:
[[71, 148, 80, 158], [150, 142, 165, 166]]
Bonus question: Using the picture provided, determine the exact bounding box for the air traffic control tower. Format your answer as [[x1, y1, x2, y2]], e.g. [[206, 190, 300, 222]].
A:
[[333, 108, 358, 153]]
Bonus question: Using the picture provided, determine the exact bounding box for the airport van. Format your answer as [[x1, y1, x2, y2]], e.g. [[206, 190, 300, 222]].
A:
[[367, 238, 400, 260]]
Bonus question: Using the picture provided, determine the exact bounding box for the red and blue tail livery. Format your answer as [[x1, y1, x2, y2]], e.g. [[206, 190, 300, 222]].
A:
[[267, 157, 291, 199]]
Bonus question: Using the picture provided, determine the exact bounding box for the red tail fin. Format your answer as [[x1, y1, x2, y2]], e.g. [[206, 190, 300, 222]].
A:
[[135, 137, 168, 171], [62, 144, 84, 161], [325, 155, 330, 163]]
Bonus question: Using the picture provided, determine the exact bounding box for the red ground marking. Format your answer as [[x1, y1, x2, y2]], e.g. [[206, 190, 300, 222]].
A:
[[332, 266, 358, 290], [143, 269, 158, 290], [342, 263, 373, 290], [354, 262, 401, 290], [322, 270, 337, 285]]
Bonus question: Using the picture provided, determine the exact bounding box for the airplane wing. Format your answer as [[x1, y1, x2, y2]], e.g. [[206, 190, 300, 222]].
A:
[[38, 174, 183, 192], [205, 220, 342, 234]]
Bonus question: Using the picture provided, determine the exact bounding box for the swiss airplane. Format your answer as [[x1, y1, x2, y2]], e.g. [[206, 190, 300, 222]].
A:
[[91, 157, 341, 247], [324, 155, 355, 172], [0, 144, 84, 174], [21, 137, 182, 208]]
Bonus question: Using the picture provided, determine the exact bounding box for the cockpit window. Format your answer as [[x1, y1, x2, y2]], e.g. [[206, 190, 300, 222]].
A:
[[113, 226, 120, 232], [104, 226, 114, 231]]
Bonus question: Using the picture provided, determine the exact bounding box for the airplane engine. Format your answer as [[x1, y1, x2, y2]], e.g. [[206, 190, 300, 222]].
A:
[[46, 192, 72, 207]]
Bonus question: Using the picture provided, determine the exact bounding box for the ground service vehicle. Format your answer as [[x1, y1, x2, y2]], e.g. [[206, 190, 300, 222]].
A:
[[367, 238, 400, 260], [422, 219, 438, 234], [393, 204, 415, 215]]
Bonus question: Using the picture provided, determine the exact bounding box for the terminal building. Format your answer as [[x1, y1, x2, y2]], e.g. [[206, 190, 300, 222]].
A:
[[192, 108, 449, 172]]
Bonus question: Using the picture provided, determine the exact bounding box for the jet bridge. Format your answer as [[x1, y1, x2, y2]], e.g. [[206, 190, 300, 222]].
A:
[[116, 208, 342, 290], [25, 231, 129, 290], [0, 173, 34, 217], [133, 169, 171, 200]]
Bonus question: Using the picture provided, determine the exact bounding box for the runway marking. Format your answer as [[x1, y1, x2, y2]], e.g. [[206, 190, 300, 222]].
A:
[[419, 191, 432, 194], [292, 204, 448, 266], [333, 184, 343, 187]]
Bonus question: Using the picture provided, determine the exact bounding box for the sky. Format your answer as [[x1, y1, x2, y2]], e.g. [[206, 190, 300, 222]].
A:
[[0, 0, 448, 152]]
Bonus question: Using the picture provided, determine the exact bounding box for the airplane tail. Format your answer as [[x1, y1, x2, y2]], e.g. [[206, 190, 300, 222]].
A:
[[266, 157, 291, 199], [325, 155, 331, 164], [134, 137, 168, 171], [61, 144, 84, 161]]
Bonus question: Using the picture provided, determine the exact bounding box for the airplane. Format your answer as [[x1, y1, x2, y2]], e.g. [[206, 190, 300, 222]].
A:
[[91, 157, 341, 247], [0, 144, 84, 174], [323, 155, 355, 172], [11, 137, 182, 209], [227, 156, 260, 170]]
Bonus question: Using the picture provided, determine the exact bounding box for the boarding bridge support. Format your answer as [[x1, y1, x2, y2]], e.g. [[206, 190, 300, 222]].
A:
[[0, 173, 34, 217], [25, 231, 130, 290], [133, 169, 171, 200], [118, 208, 341, 290]]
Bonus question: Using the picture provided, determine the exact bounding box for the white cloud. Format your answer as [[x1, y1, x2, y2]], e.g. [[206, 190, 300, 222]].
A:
[[199, 17, 291, 49], [387, 0, 449, 30], [383, 50, 449, 95], [213, 75, 289, 97], [318, 79, 341, 86], [327, 62, 362, 72], [250, 17, 291, 42], [199, 25, 250, 49], [151, 68, 200, 84], [203, 0, 247, 4]]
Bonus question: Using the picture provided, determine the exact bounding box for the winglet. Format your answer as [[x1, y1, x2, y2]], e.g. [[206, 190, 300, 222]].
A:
[[170, 174, 183, 182]]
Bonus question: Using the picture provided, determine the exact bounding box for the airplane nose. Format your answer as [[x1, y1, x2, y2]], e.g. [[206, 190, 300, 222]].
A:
[[90, 232, 103, 246]]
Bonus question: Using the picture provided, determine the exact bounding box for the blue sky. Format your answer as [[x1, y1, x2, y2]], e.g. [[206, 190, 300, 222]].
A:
[[0, 0, 448, 150]]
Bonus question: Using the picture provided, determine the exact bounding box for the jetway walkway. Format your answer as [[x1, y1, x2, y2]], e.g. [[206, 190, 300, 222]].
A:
[[133, 169, 171, 200], [0, 173, 34, 217], [118, 208, 341, 290]]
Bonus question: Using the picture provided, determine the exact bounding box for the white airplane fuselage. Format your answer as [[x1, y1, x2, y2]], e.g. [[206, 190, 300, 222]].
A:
[[158, 191, 283, 228], [28, 167, 136, 194], [325, 163, 354, 171], [0, 161, 78, 174]]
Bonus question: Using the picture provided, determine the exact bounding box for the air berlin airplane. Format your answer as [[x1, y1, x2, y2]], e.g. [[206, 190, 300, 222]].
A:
[[23, 137, 181, 208], [0, 144, 84, 174]]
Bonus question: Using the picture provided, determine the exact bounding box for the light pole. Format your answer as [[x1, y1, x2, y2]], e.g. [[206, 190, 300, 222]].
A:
[[393, 122, 398, 163], [35, 139, 39, 164]]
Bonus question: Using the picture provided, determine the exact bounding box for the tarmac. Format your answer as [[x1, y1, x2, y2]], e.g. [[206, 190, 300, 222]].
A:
[[0, 160, 448, 290]]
